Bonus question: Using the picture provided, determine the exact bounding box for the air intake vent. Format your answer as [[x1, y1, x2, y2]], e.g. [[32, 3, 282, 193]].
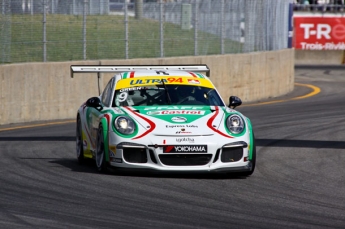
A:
[[123, 148, 147, 163], [159, 154, 212, 166], [221, 147, 243, 163]]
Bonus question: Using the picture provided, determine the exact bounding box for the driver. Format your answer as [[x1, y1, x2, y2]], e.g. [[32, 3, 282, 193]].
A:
[[170, 86, 196, 104]]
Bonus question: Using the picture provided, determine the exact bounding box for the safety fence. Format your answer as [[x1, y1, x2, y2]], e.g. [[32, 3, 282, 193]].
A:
[[0, 0, 291, 64]]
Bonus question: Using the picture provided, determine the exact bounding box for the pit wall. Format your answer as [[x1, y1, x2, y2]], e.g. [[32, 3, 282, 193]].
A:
[[0, 49, 294, 125], [295, 50, 345, 65]]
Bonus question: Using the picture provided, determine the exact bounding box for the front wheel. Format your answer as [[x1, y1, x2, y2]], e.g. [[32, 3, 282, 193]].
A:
[[96, 124, 108, 173], [76, 117, 84, 164], [240, 136, 256, 176]]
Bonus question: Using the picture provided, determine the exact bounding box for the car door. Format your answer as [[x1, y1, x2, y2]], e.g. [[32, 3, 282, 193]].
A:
[[90, 78, 115, 146]]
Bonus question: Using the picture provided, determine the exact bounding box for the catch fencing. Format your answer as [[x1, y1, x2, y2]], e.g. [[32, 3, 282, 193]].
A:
[[0, 0, 291, 64]]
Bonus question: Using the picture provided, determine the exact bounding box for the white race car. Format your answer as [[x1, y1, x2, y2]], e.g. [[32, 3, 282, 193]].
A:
[[71, 65, 256, 176]]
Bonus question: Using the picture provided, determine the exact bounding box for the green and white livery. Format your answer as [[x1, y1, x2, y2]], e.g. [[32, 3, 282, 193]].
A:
[[72, 65, 256, 176]]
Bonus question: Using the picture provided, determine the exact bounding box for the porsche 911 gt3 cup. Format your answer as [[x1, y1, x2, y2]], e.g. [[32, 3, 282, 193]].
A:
[[71, 65, 256, 176]]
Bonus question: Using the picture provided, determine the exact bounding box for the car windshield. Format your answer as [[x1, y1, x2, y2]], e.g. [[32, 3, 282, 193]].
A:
[[113, 85, 225, 106]]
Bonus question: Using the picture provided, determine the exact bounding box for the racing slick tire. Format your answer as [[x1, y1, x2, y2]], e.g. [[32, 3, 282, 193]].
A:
[[76, 116, 85, 165], [96, 124, 109, 173], [239, 134, 256, 176]]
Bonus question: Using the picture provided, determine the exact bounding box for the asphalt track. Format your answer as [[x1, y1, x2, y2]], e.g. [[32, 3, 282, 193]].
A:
[[0, 66, 344, 229]]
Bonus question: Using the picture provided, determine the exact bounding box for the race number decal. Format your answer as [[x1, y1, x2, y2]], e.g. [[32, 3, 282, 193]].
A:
[[117, 92, 128, 102]]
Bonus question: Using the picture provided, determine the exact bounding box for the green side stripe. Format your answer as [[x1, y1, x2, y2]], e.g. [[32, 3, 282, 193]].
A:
[[122, 72, 129, 79], [195, 73, 205, 79], [246, 118, 254, 161], [100, 117, 110, 163]]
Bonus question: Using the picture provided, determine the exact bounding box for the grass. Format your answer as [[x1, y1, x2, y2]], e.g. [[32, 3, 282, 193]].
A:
[[1, 14, 242, 63]]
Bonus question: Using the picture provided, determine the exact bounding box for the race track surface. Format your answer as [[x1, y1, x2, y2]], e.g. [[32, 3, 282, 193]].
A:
[[0, 66, 344, 229]]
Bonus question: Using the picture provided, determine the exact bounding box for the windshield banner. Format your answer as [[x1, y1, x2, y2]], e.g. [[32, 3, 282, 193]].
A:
[[115, 76, 214, 90]]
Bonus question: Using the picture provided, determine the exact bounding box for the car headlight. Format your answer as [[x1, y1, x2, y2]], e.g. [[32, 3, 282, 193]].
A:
[[226, 114, 244, 134], [114, 116, 135, 135]]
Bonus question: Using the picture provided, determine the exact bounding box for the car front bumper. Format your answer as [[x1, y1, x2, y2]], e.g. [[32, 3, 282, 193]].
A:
[[107, 137, 252, 173]]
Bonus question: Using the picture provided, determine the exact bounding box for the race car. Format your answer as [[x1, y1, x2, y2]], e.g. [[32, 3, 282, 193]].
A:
[[71, 65, 256, 176]]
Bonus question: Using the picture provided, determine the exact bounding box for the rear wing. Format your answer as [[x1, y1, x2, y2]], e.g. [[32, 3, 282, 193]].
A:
[[70, 64, 210, 78]]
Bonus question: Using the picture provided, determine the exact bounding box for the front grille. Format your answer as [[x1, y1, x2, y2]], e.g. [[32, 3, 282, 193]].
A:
[[149, 149, 157, 164], [221, 147, 243, 162], [159, 154, 212, 166], [123, 148, 147, 163]]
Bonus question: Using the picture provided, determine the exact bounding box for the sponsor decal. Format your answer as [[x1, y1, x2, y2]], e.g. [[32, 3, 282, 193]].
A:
[[225, 107, 235, 113], [155, 70, 169, 75], [176, 137, 194, 143], [116, 77, 214, 90], [146, 111, 161, 115], [109, 146, 117, 155], [166, 124, 198, 128], [171, 117, 187, 123], [119, 87, 143, 92], [294, 17, 345, 50], [164, 145, 207, 153], [113, 107, 124, 114], [188, 79, 200, 84], [109, 151, 116, 157], [129, 78, 183, 85], [148, 110, 205, 115], [145, 106, 204, 110], [176, 131, 192, 134]]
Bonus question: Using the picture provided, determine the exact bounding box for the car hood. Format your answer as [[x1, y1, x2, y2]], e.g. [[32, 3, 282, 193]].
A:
[[125, 105, 226, 136]]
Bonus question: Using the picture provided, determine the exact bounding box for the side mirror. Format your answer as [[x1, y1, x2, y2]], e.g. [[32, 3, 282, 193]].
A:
[[228, 96, 242, 109], [86, 97, 103, 111]]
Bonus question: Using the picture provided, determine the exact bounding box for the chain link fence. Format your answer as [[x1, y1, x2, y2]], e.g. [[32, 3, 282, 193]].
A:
[[0, 0, 291, 64]]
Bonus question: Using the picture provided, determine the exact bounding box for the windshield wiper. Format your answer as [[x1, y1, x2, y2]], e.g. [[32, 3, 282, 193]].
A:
[[160, 79, 172, 105]]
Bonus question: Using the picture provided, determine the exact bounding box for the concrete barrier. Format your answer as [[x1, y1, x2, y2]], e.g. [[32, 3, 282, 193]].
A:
[[0, 49, 294, 125], [295, 50, 345, 65]]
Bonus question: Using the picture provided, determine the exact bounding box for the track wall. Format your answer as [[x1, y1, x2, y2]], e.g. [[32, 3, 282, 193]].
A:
[[0, 49, 294, 125]]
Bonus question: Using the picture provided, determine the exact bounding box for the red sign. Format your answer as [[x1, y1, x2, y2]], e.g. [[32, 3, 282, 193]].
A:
[[294, 17, 345, 50]]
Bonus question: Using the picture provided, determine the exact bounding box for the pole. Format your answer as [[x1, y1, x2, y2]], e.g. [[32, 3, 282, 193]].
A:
[[135, 0, 143, 20], [160, 0, 164, 57], [83, 0, 88, 60], [194, 0, 198, 56], [220, 0, 224, 54], [43, 0, 47, 62], [125, 0, 129, 59]]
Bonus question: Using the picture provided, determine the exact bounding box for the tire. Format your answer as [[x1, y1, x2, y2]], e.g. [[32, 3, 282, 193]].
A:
[[96, 124, 108, 173], [76, 117, 85, 164], [239, 135, 256, 176]]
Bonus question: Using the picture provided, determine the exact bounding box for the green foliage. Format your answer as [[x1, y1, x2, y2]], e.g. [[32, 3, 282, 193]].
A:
[[7, 14, 242, 63]]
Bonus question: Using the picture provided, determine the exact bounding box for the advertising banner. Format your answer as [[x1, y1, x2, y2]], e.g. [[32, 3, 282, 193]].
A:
[[294, 17, 345, 50]]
